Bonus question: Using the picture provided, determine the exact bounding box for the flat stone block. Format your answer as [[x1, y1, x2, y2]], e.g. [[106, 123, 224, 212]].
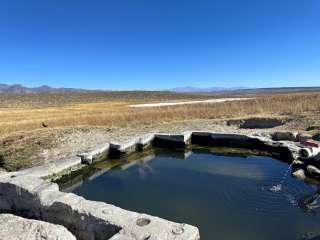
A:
[[154, 132, 192, 148], [137, 134, 155, 150], [110, 139, 139, 155], [15, 157, 82, 178], [78, 143, 110, 164], [0, 214, 76, 240]]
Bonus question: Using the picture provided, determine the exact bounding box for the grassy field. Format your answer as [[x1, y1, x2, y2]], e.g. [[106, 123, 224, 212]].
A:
[[0, 91, 208, 108], [0, 91, 208, 135], [0, 90, 320, 171]]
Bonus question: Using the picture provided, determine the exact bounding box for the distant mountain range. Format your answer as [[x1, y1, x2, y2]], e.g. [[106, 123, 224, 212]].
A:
[[168, 86, 246, 93], [0, 83, 319, 94], [0, 84, 86, 94], [169, 86, 320, 94]]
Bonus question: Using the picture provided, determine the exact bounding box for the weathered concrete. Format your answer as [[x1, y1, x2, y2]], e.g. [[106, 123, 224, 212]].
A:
[[13, 156, 82, 179], [0, 175, 200, 240], [192, 132, 301, 161], [0, 130, 308, 240], [299, 147, 320, 159], [137, 134, 155, 150], [109, 232, 134, 240], [154, 132, 192, 148], [0, 214, 76, 240], [78, 135, 156, 163], [78, 143, 110, 165], [72, 131, 302, 166], [110, 138, 139, 156]]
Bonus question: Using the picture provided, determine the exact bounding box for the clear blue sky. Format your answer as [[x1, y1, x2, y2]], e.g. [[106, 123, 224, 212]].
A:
[[0, 0, 319, 90]]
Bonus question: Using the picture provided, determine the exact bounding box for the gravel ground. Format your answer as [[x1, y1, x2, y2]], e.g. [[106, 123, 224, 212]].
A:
[[1, 116, 318, 172], [40, 118, 295, 164]]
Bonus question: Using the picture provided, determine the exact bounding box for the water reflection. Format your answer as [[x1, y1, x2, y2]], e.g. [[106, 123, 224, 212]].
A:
[[57, 147, 320, 240], [138, 160, 154, 178]]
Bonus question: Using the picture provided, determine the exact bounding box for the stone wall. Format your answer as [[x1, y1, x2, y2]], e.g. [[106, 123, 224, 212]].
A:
[[0, 131, 306, 240]]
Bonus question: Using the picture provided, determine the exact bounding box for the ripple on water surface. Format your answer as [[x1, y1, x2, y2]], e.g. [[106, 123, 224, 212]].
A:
[[62, 149, 320, 240]]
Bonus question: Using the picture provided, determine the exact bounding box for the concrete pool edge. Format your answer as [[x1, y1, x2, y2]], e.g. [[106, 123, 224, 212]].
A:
[[0, 131, 313, 240]]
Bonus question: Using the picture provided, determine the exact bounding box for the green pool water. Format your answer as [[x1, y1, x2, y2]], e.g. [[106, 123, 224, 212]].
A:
[[60, 148, 320, 240]]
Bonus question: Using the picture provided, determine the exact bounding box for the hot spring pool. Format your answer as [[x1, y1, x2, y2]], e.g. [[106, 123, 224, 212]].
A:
[[59, 148, 320, 240]]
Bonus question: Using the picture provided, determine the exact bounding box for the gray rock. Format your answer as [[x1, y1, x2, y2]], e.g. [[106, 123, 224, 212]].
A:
[[292, 169, 307, 181], [272, 131, 298, 141], [227, 118, 285, 129], [307, 165, 320, 179], [0, 214, 76, 240], [297, 133, 313, 141]]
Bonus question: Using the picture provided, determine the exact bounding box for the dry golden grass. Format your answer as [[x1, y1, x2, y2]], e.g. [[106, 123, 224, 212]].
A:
[[1, 90, 320, 171], [0, 91, 319, 136], [0, 91, 207, 108]]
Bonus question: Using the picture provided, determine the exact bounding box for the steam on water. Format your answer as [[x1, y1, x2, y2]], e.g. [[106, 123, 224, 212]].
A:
[[270, 161, 295, 192]]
